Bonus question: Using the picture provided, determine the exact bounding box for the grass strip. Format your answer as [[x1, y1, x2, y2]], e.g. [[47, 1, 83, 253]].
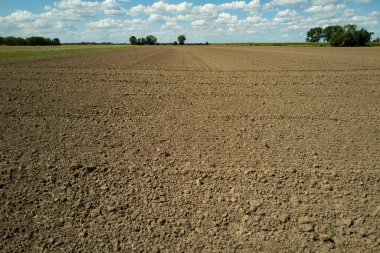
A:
[[0, 45, 138, 63]]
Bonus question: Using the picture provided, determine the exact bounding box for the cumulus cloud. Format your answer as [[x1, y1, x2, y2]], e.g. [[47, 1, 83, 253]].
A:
[[264, 0, 307, 10], [351, 0, 371, 3], [270, 0, 308, 6], [274, 9, 301, 23], [2, 10, 35, 22], [219, 0, 260, 10], [148, 13, 168, 23], [129, 1, 193, 16], [191, 19, 207, 27], [304, 3, 346, 14], [86, 18, 145, 29], [215, 12, 239, 24]]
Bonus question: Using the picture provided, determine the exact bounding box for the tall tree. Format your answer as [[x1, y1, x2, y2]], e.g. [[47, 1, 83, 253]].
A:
[[355, 28, 373, 46], [306, 27, 323, 42], [322, 25, 343, 42], [329, 29, 348, 47], [53, 38, 61, 45], [317, 24, 373, 46], [129, 36, 137, 45], [177, 35, 186, 45], [145, 35, 157, 45]]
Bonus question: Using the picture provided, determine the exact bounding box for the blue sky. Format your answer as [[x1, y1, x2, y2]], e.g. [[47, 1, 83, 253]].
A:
[[0, 0, 379, 43]]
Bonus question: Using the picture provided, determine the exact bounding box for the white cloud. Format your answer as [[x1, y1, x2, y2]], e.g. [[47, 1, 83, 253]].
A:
[[3, 10, 35, 22], [86, 18, 145, 29], [245, 15, 265, 23], [270, 0, 307, 6], [343, 9, 356, 17], [148, 13, 168, 23], [351, 0, 371, 3], [191, 3, 218, 14], [369, 11, 380, 17], [264, 0, 307, 10], [273, 9, 301, 24], [87, 18, 113, 28], [129, 0, 260, 17], [128, 1, 193, 15], [215, 12, 238, 24], [304, 3, 346, 13], [160, 20, 182, 31], [191, 20, 207, 26], [219, 0, 260, 10]]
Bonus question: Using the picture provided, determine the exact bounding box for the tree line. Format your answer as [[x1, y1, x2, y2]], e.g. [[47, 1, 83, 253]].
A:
[[129, 35, 157, 45], [306, 24, 373, 46], [129, 34, 187, 45], [0, 36, 61, 46]]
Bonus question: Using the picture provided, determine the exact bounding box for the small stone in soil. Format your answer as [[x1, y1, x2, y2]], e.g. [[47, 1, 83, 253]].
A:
[[299, 224, 314, 232], [157, 218, 166, 225]]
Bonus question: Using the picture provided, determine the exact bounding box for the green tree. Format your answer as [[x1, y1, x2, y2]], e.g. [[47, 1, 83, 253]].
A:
[[53, 38, 61, 45], [330, 29, 348, 47], [343, 24, 358, 46], [177, 35, 186, 45], [5, 36, 16, 45], [129, 36, 137, 45], [373, 37, 380, 42], [308, 24, 373, 47], [306, 27, 323, 42], [322, 25, 343, 42], [0, 36, 60, 46], [356, 28, 373, 46], [137, 37, 146, 45], [173, 41, 178, 45], [328, 24, 372, 46], [145, 35, 157, 45]]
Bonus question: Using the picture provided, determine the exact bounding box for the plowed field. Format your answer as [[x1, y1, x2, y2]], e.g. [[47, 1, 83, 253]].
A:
[[1, 46, 379, 252]]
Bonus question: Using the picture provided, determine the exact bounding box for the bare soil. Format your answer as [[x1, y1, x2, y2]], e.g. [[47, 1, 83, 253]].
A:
[[1, 46, 379, 252]]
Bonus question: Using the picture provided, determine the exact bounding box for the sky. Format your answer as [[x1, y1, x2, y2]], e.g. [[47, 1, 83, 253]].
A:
[[0, 0, 379, 43]]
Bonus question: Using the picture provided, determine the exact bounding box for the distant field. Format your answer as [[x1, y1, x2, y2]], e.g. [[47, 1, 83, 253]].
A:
[[0, 45, 137, 62]]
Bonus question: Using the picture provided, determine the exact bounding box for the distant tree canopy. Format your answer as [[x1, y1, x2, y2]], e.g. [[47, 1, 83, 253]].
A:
[[373, 37, 380, 42], [306, 24, 373, 46], [129, 36, 137, 45], [145, 35, 157, 45], [129, 35, 157, 45], [177, 35, 186, 45], [0, 36, 60, 46], [306, 27, 323, 42], [322, 25, 343, 42]]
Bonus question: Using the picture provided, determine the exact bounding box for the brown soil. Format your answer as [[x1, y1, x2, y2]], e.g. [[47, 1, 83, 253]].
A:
[[1, 46, 379, 252]]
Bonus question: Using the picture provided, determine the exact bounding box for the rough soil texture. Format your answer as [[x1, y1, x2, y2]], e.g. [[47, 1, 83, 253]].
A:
[[1, 46, 379, 252]]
